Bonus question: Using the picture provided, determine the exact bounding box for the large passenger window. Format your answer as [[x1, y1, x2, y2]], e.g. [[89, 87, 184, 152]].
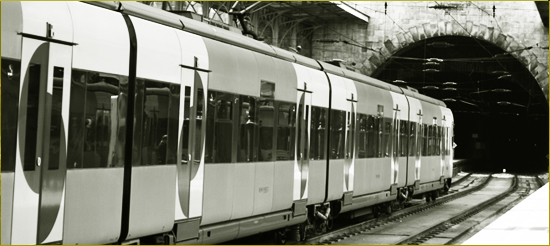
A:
[[276, 102, 296, 160], [132, 79, 180, 166], [67, 70, 127, 169], [357, 114, 367, 158], [257, 98, 275, 161], [421, 124, 428, 156], [400, 121, 408, 157], [310, 106, 328, 160], [1, 59, 21, 172], [409, 122, 416, 156], [330, 110, 345, 159], [383, 118, 391, 157], [237, 96, 259, 162], [204, 91, 234, 163], [366, 115, 377, 158]]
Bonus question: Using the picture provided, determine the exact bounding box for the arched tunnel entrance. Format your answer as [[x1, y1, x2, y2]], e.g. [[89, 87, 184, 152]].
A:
[[371, 36, 548, 174]]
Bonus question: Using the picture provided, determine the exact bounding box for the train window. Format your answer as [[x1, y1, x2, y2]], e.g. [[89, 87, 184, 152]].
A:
[[400, 120, 407, 157], [204, 91, 234, 163], [194, 87, 204, 165], [181, 86, 191, 164], [310, 106, 328, 160], [66, 70, 124, 169], [257, 98, 275, 161], [237, 95, 259, 162], [435, 126, 443, 155], [346, 110, 356, 160], [392, 118, 399, 158], [47, 67, 64, 170], [67, 70, 86, 169], [276, 102, 296, 160], [422, 124, 429, 156], [330, 110, 346, 159], [384, 118, 391, 157], [1, 59, 21, 172], [409, 122, 416, 156], [22, 63, 42, 171], [366, 115, 377, 158], [357, 114, 367, 158], [133, 80, 181, 166], [428, 125, 434, 156]]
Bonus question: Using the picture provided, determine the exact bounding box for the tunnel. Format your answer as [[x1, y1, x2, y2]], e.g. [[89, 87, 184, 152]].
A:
[[371, 36, 548, 174]]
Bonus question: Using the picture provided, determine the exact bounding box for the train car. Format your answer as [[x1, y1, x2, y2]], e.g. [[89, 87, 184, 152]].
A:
[[1, 1, 454, 245]]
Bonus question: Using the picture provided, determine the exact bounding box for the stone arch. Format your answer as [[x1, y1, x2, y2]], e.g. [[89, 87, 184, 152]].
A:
[[360, 21, 549, 100]]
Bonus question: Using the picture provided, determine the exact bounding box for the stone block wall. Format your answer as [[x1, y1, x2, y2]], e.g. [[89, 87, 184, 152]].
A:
[[315, 1, 548, 99]]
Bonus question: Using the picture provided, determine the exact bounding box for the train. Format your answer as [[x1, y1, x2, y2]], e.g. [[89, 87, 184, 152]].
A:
[[1, 1, 454, 245]]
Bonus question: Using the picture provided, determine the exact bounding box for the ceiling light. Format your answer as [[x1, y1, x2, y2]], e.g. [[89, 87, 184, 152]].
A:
[[422, 86, 439, 90]]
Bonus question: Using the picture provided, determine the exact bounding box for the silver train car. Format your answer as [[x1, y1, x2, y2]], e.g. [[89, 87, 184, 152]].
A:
[[1, 1, 454, 245]]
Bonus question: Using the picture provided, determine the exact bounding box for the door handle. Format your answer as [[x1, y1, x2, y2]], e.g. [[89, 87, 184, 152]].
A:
[[36, 157, 41, 167]]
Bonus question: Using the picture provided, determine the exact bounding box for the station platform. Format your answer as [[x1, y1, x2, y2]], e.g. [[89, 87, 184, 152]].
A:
[[462, 182, 549, 245]]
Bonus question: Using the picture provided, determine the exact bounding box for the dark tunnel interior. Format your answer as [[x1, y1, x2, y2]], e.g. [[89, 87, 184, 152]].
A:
[[372, 36, 549, 174]]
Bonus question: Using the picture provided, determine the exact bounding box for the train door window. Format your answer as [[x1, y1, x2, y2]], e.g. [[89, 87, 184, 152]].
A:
[[357, 114, 367, 159], [400, 121, 407, 157], [2, 59, 21, 172], [409, 122, 416, 156], [204, 91, 234, 163], [365, 115, 377, 158], [237, 95, 259, 162], [310, 106, 328, 160], [47, 67, 65, 170], [181, 86, 191, 164], [330, 110, 346, 159], [276, 102, 295, 160], [22, 63, 42, 171], [134, 80, 175, 165]]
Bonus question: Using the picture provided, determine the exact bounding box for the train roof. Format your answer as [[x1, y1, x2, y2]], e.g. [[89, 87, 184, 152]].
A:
[[84, 1, 446, 107]]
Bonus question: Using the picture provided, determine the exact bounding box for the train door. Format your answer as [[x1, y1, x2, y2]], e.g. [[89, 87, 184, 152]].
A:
[[295, 82, 312, 201], [174, 60, 207, 242], [344, 93, 357, 198], [391, 105, 400, 186], [11, 37, 72, 245]]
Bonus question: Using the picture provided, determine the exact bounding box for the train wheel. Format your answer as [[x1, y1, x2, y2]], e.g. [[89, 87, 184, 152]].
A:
[[274, 230, 287, 245], [431, 191, 438, 201], [425, 193, 432, 203]]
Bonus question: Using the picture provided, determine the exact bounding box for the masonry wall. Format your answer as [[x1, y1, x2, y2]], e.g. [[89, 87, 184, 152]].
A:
[[309, 1, 548, 80]]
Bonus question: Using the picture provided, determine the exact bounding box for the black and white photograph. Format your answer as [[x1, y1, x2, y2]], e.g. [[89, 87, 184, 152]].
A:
[[1, 1, 548, 245]]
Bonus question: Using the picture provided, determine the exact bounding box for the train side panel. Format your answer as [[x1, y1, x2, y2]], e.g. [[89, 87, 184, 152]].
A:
[[418, 101, 443, 188], [125, 15, 180, 240], [353, 82, 394, 196], [63, 2, 131, 244]]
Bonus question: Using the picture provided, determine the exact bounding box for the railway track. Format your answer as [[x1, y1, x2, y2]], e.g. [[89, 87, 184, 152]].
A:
[[298, 173, 490, 245], [297, 174, 544, 245]]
